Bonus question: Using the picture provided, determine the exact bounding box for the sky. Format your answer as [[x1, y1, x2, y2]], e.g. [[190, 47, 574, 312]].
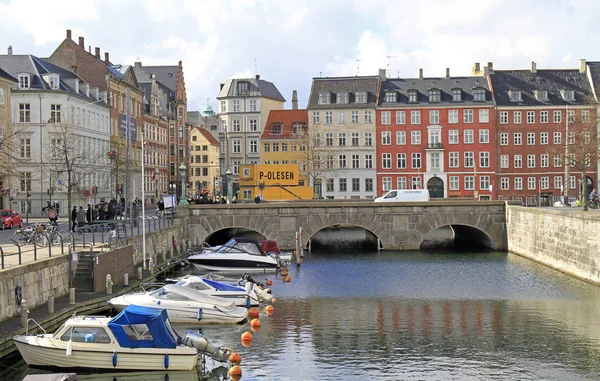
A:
[[0, 0, 598, 112]]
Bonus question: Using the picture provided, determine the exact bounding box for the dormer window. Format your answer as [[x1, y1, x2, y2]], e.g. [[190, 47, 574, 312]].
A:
[[237, 81, 249, 95], [428, 89, 441, 103], [473, 88, 486, 102], [85, 84, 90, 97], [336, 92, 349, 104], [48, 74, 60, 90], [292, 122, 305, 135], [18, 74, 30, 89], [561, 89, 575, 101], [408, 90, 418, 103], [318, 92, 330, 105], [384, 91, 397, 103], [270, 123, 283, 135], [509, 90, 522, 102], [535, 90, 548, 101], [355, 91, 367, 103], [451, 88, 462, 102]]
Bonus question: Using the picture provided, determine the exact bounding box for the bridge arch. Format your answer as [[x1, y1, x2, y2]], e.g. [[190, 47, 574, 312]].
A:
[[305, 224, 382, 251], [420, 224, 495, 251]]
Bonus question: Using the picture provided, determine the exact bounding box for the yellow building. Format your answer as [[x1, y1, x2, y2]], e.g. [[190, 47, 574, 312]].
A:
[[0, 67, 17, 208], [239, 164, 313, 201], [189, 126, 220, 196]]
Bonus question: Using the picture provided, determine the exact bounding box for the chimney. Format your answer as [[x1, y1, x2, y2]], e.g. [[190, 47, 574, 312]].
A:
[[487, 62, 493, 71], [418, 68, 423, 79], [579, 58, 587, 74], [104, 52, 110, 64], [66, 29, 72, 40], [531, 61, 537, 74], [445, 68, 450, 78], [256, 74, 260, 80], [379, 68, 386, 80], [94, 47, 100, 58], [292, 90, 298, 110], [472, 62, 481, 75], [78, 37, 84, 48], [7, 46, 12, 55]]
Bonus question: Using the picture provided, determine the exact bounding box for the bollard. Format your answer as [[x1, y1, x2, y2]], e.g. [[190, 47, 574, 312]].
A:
[[295, 232, 299, 263], [149, 257, 155, 276], [20, 298, 29, 328], [106, 274, 113, 295], [69, 288, 76, 304], [169, 245, 174, 259], [299, 226, 304, 259], [124, 273, 129, 287], [137, 267, 143, 280], [48, 296, 55, 314]]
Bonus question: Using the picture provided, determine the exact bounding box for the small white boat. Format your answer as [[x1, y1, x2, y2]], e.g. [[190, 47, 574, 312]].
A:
[[13, 306, 232, 371], [188, 237, 289, 274], [168, 275, 259, 307], [201, 272, 276, 303], [109, 284, 248, 324]]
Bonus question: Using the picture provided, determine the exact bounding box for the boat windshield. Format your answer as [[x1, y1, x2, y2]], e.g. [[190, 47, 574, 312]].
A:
[[150, 287, 191, 301], [59, 327, 111, 344], [216, 239, 264, 256], [177, 279, 210, 291]]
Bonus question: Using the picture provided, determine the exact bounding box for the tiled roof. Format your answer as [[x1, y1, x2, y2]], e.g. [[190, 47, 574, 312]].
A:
[[138, 65, 178, 92], [489, 69, 595, 106], [217, 77, 285, 101], [261, 109, 308, 139], [192, 126, 219, 145], [379, 76, 493, 107], [0, 67, 17, 82], [586, 62, 600, 102], [307, 76, 380, 109]]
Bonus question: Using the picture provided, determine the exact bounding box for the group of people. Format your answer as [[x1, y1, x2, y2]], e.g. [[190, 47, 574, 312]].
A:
[[590, 188, 600, 208], [69, 199, 122, 232], [192, 191, 262, 205]]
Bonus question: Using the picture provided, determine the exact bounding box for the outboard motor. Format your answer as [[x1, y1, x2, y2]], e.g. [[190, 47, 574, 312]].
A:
[[182, 331, 232, 363]]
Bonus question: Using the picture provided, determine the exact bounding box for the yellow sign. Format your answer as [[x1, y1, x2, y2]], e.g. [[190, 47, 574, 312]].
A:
[[239, 164, 299, 186]]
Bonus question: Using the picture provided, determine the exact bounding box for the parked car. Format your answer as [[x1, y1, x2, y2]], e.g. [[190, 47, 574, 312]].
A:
[[0, 209, 23, 230]]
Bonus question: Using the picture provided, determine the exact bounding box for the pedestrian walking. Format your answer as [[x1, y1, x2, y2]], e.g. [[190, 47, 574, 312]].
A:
[[47, 206, 58, 226], [86, 204, 92, 223], [76, 206, 86, 231], [71, 206, 77, 232]]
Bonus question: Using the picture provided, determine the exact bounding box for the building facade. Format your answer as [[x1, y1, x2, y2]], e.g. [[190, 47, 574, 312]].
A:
[[189, 126, 220, 197], [307, 74, 380, 199], [377, 68, 495, 199], [0, 65, 17, 208]]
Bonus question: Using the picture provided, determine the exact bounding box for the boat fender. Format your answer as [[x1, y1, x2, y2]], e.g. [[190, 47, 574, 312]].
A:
[[112, 351, 117, 367], [197, 308, 203, 321], [164, 353, 169, 369], [66, 338, 72, 357], [245, 296, 251, 309]]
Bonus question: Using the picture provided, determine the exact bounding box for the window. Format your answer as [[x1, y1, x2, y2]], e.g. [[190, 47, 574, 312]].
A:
[[464, 130, 474, 144], [352, 154, 360, 168], [480, 152, 490, 168], [338, 111, 346, 124], [18, 74, 30, 89], [514, 155, 522, 168], [364, 132, 373, 146], [411, 153, 421, 169], [313, 112, 320, 124], [464, 176, 474, 190], [365, 178, 373, 192], [450, 176, 459, 190], [270, 124, 282, 134], [179, 126, 183, 138], [526, 111, 535, 124], [582, 110, 590, 122], [541, 177, 549, 189], [273, 142, 279, 152], [449, 110, 458, 124], [20, 138, 31, 158], [540, 111, 548, 123], [473, 88, 486, 101], [449, 130, 459, 144], [339, 154, 347, 168], [397, 153, 406, 169], [351, 132, 359, 146], [50, 104, 62, 123], [562, 89, 575, 101], [396, 131, 406, 145], [514, 111, 522, 124], [540, 132, 548, 145], [20, 172, 31, 192], [408, 90, 418, 103], [263, 142, 270, 152], [385, 91, 397, 103], [452, 89, 461, 102], [553, 110, 562, 123], [536, 90, 549, 101], [59, 326, 111, 344], [356, 92, 367, 103], [220, 101, 226, 113], [464, 109, 473, 123], [364, 110, 372, 123], [249, 119, 258, 132], [501, 177, 509, 190], [514, 133, 522, 145], [411, 111, 420, 124], [19, 104, 31, 122], [48, 74, 60, 89], [553, 132, 561, 145], [480, 176, 490, 191], [567, 131, 574, 145], [326, 155, 334, 169], [527, 154, 535, 168], [381, 131, 391, 145], [249, 140, 258, 153], [326, 178, 334, 192], [568, 110, 575, 122], [429, 129, 440, 145], [382, 153, 392, 169], [382, 177, 392, 192], [449, 152, 459, 167], [0, 88, 4, 104], [464, 152, 474, 167], [282, 142, 288, 151], [500, 111, 508, 124], [338, 132, 346, 146], [233, 120, 241, 132], [526, 132, 535, 145], [514, 177, 523, 190], [412, 177, 422, 189], [337, 92, 349, 104], [509, 91, 522, 102], [326, 132, 334, 146], [554, 176, 563, 189], [249, 99, 257, 111], [429, 89, 440, 102], [553, 155, 561, 167], [396, 111, 406, 124], [397, 177, 407, 190], [381, 111, 391, 125], [429, 110, 439, 124], [479, 109, 489, 123], [352, 178, 360, 191], [541, 154, 548, 167], [232, 139, 241, 153], [411, 131, 421, 145], [318, 92, 330, 105], [500, 155, 508, 168], [325, 111, 333, 124], [364, 154, 373, 169], [351, 111, 359, 123], [479, 129, 489, 143]]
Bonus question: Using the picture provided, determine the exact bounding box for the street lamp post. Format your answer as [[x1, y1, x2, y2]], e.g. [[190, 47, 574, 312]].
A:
[[225, 169, 232, 202], [178, 163, 189, 206], [141, 140, 147, 269], [154, 167, 159, 202], [26, 192, 31, 224]]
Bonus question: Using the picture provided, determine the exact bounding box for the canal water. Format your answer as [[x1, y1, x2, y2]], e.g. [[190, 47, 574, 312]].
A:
[[4, 248, 600, 380]]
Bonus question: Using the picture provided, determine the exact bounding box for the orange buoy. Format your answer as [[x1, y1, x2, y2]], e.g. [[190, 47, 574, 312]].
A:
[[228, 352, 242, 365], [282, 275, 291, 282], [281, 268, 289, 276], [229, 365, 242, 381], [241, 331, 253, 343], [271, 297, 277, 303], [265, 305, 274, 315], [266, 279, 273, 286], [248, 307, 260, 319], [250, 318, 261, 328], [241, 339, 252, 348]]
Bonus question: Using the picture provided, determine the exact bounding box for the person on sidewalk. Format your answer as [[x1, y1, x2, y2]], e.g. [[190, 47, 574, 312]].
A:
[[71, 206, 77, 232], [47, 206, 58, 226], [76, 206, 86, 232]]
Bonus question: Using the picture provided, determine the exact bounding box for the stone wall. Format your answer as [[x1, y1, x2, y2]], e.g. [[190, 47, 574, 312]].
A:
[[93, 246, 134, 292], [507, 206, 600, 285], [0, 256, 69, 321]]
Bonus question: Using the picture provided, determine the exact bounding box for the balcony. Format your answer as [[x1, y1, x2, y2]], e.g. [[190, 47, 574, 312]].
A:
[[425, 142, 444, 150]]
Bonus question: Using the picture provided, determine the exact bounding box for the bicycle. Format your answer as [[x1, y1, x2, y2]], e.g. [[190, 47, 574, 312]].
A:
[[42, 223, 65, 246], [13, 225, 48, 247]]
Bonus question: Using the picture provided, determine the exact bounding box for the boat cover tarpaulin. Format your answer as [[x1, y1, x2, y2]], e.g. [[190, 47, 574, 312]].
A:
[[108, 305, 181, 349], [201, 277, 246, 292], [259, 240, 281, 254]]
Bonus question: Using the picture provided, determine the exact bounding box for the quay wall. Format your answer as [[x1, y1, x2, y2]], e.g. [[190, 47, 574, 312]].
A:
[[507, 206, 600, 285]]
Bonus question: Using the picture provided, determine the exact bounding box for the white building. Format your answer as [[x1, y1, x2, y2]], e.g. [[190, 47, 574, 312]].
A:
[[0, 54, 111, 216]]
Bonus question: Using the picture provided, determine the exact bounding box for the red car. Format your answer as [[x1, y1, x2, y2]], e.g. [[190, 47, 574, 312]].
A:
[[0, 209, 23, 230]]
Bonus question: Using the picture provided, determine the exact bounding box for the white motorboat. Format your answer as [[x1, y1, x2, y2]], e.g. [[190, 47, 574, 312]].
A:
[[202, 272, 276, 303], [168, 275, 259, 307], [13, 305, 232, 371], [109, 284, 248, 324], [188, 237, 289, 274]]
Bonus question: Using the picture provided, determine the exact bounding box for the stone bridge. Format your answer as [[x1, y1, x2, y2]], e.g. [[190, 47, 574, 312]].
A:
[[183, 200, 513, 251]]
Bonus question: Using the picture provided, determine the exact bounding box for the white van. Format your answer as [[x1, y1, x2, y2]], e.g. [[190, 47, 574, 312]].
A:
[[374, 189, 430, 202]]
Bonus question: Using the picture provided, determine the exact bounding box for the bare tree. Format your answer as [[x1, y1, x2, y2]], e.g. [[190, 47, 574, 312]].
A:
[[291, 125, 335, 198], [0, 108, 31, 206]]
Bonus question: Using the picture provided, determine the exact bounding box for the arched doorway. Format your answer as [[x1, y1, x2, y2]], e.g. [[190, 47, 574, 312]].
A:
[[427, 177, 444, 198]]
